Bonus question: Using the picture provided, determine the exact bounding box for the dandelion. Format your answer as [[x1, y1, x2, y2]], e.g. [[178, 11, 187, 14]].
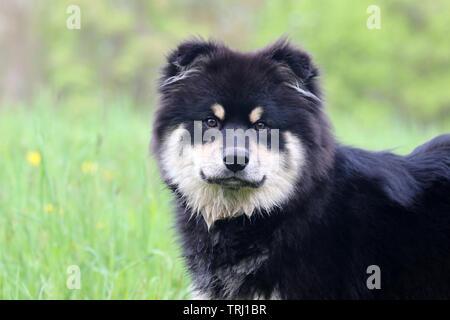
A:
[[27, 151, 41, 166], [95, 221, 105, 230], [44, 204, 54, 213], [82, 161, 98, 174]]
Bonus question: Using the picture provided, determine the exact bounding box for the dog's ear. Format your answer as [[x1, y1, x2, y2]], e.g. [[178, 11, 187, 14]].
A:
[[169, 39, 218, 68], [161, 39, 219, 85], [263, 37, 320, 98]]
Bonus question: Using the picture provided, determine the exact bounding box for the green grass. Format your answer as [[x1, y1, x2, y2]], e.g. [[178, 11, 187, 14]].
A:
[[0, 95, 190, 299], [0, 95, 447, 299]]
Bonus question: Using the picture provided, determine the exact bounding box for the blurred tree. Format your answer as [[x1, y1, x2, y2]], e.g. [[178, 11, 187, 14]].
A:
[[0, 0, 448, 124], [0, 0, 39, 100], [30, 0, 261, 108]]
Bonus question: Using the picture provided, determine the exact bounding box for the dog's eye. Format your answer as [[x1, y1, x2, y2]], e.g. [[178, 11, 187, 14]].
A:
[[254, 121, 266, 131], [205, 118, 218, 128]]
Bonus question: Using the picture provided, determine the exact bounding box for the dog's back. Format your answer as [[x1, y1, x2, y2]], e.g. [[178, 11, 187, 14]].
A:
[[327, 135, 450, 299], [407, 134, 450, 211]]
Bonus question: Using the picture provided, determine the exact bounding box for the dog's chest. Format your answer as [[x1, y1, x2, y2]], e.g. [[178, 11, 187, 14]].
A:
[[191, 224, 273, 299]]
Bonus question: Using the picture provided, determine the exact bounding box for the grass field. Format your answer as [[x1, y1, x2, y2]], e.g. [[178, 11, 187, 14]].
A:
[[0, 95, 448, 299]]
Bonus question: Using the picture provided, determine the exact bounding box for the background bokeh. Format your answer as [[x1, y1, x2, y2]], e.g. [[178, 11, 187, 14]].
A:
[[0, 0, 448, 299]]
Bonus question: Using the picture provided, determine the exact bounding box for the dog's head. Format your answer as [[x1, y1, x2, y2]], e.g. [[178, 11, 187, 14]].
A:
[[152, 38, 334, 227]]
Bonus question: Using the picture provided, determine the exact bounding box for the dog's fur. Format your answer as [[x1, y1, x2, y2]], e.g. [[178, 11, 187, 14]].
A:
[[152, 38, 450, 299]]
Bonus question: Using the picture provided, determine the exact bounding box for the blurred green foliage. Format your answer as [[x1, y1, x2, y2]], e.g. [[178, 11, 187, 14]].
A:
[[0, 0, 448, 124], [255, 0, 450, 124]]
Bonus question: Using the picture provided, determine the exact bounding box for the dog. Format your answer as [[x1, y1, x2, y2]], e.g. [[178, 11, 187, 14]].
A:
[[151, 37, 450, 299]]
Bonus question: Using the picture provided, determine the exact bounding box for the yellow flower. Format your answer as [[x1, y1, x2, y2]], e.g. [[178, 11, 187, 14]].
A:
[[82, 162, 98, 174], [95, 221, 105, 230], [102, 169, 114, 181], [44, 204, 54, 213], [27, 151, 41, 166]]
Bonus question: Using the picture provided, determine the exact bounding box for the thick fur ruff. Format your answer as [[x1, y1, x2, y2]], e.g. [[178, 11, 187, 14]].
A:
[[152, 37, 450, 299]]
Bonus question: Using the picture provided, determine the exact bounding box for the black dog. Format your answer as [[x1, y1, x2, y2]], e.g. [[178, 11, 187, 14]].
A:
[[152, 38, 450, 299]]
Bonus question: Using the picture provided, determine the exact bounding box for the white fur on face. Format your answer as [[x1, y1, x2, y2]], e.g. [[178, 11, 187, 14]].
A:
[[159, 125, 305, 228]]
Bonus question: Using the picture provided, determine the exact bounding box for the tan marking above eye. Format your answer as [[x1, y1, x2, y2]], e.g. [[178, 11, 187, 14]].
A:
[[211, 103, 225, 120], [249, 106, 263, 123]]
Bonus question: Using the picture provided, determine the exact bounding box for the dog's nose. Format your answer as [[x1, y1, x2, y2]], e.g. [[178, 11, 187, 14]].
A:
[[223, 149, 249, 172]]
